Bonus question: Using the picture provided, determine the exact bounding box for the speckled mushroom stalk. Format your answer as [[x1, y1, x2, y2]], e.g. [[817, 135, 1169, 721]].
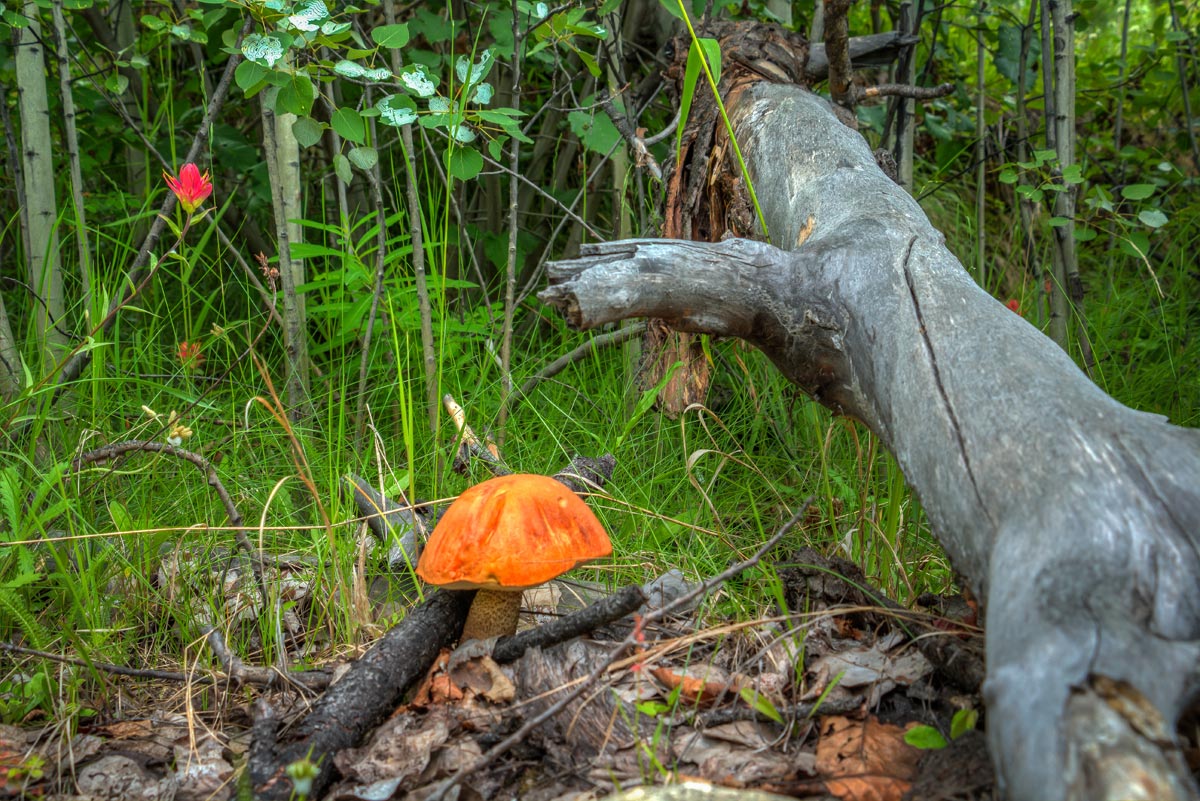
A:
[[459, 589, 523, 642]]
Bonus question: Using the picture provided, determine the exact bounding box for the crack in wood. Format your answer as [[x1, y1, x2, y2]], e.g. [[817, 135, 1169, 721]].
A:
[[899, 237, 990, 521]]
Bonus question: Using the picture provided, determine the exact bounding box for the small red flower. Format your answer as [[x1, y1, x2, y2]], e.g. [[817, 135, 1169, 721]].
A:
[[178, 341, 205, 369], [1005, 299, 1022, 316], [164, 163, 213, 214]]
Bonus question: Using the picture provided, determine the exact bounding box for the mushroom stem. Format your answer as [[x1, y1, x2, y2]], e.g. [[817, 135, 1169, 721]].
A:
[[460, 590, 523, 641]]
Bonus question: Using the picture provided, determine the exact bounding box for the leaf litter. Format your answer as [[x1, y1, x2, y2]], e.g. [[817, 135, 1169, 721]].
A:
[[2, 548, 993, 800]]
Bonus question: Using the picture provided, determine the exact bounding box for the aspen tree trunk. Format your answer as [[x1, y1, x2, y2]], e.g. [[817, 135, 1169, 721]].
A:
[[1015, 0, 1042, 325], [1037, 0, 1068, 348], [51, 0, 92, 313], [0, 293, 21, 401], [1047, 0, 1093, 371], [973, 1, 986, 287], [16, 0, 68, 369], [894, 1, 916, 192], [496, 0, 524, 443], [261, 98, 311, 417], [382, 0, 438, 436]]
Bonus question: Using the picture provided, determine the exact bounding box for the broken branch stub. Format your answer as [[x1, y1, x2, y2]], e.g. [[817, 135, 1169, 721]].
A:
[[540, 83, 1200, 801]]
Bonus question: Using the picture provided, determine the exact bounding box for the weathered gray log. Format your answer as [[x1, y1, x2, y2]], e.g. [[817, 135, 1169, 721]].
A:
[[540, 83, 1200, 801]]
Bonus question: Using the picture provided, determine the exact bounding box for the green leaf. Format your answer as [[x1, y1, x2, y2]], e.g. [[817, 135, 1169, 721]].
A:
[[455, 50, 495, 87], [235, 60, 270, 92], [242, 33, 284, 66], [292, 116, 324, 147], [377, 94, 417, 127], [445, 146, 483, 180], [1138, 209, 1168, 228], [569, 108, 620, 155], [400, 64, 438, 97], [1062, 164, 1084, 184], [275, 73, 316, 116], [998, 168, 1017, 184], [141, 14, 164, 30], [334, 60, 367, 78], [904, 725, 948, 750], [348, 146, 378, 170], [331, 107, 366, 144], [105, 73, 129, 95], [949, 709, 978, 740], [371, 22, 409, 48], [738, 687, 783, 724], [2, 9, 31, 27], [286, 0, 328, 32], [471, 82, 493, 104], [993, 23, 1023, 85], [333, 153, 353, 184], [1121, 183, 1155, 200], [1074, 226, 1097, 242], [1047, 216, 1070, 227]]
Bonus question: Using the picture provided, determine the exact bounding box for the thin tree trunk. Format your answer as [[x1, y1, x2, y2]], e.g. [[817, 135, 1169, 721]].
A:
[[0, 291, 21, 401], [17, 0, 68, 369], [356, 109, 389, 449], [1167, 0, 1200, 170], [1113, 0, 1132, 183], [497, 0, 523, 443], [261, 97, 310, 418], [382, 0, 438, 436], [51, 0, 92, 313], [810, 0, 825, 42], [1047, 0, 1093, 371], [1038, 0, 1068, 349], [894, 1, 917, 192], [1015, 0, 1042, 325], [974, 1, 987, 288]]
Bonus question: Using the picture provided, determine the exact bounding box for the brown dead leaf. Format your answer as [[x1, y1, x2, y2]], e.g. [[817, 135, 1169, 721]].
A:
[[411, 650, 462, 706], [651, 664, 737, 706], [449, 655, 516, 704], [815, 715, 921, 801]]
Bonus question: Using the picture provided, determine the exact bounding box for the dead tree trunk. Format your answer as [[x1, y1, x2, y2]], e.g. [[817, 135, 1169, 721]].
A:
[[540, 83, 1200, 801]]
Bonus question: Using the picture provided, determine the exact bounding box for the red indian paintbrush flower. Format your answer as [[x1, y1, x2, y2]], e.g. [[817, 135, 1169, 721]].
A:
[[164, 163, 213, 214]]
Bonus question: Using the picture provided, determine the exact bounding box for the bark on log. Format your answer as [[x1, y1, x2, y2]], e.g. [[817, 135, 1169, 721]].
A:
[[540, 83, 1200, 801], [248, 590, 475, 800]]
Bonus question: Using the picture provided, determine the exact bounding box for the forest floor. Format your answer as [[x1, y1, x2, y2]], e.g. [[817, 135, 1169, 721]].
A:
[[0, 547, 1000, 801]]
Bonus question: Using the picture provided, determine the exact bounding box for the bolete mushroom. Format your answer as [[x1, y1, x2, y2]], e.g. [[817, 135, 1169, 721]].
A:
[[415, 473, 612, 642]]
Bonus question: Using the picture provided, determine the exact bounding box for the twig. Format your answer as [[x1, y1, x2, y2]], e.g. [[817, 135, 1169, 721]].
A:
[[596, 88, 663, 181], [0, 637, 330, 690], [501, 323, 646, 417], [492, 583, 647, 663], [355, 141, 391, 449], [425, 496, 814, 801], [496, 0, 525, 444], [857, 81, 955, 101], [69, 439, 270, 614]]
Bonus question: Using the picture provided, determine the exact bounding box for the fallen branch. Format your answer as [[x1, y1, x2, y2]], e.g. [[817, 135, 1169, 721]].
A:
[[249, 590, 475, 800]]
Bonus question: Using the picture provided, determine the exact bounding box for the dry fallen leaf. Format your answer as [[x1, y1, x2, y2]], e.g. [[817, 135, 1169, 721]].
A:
[[651, 664, 737, 706], [815, 715, 921, 801]]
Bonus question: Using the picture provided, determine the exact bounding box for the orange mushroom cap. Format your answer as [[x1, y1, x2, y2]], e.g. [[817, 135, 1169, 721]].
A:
[[416, 473, 612, 590]]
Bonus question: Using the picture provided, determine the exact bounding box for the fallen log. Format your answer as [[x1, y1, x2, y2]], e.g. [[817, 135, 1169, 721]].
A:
[[540, 82, 1200, 801]]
